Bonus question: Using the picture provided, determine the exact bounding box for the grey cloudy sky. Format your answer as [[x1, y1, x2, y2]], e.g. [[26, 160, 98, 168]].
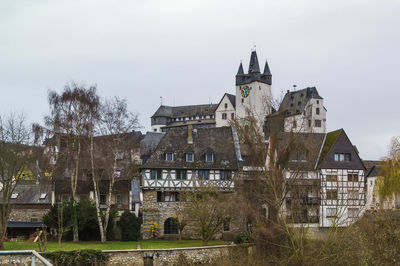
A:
[[1, 0, 399, 160]]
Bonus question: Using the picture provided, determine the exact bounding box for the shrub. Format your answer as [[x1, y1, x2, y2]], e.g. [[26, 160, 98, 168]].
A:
[[233, 233, 250, 244], [43, 199, 118, 241], [45, 249, 110, 266], [117, 210, 141, 241]]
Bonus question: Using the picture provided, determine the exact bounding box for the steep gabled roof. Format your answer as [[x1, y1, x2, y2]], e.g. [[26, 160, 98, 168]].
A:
[[142, 127, 238, 170], [215, 93, 236, 111], [318, 129, 366, 170], [248, 51, 260, 73]]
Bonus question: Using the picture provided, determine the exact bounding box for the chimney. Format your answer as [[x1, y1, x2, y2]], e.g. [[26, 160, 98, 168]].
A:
[[187, 124, 193, 144], [287, 90, 290, 94]]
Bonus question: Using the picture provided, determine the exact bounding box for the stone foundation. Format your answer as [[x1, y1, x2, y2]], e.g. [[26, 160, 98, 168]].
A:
[[105, 244, 253, 266]]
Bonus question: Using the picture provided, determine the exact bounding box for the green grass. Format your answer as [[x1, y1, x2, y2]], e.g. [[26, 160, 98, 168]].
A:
[[4, 240, 229, 252]]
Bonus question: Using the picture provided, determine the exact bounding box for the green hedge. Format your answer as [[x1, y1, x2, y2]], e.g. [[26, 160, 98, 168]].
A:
[[44, 249, 110, 266]]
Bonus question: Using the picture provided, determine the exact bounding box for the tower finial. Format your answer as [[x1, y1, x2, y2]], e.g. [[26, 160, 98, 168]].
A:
[[160, 96, 163, 106]]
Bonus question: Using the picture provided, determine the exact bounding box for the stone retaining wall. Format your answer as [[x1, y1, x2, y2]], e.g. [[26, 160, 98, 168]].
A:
[[105, 244, 253, 266]]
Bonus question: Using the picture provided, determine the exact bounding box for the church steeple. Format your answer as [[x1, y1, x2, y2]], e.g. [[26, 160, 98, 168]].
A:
[[248, 51, 260, 73], [237, 62, 244, 75]]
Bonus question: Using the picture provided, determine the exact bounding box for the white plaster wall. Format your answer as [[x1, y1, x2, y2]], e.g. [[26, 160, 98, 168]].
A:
[[235, 81, 272, 126], [215, 95, 236, 128], [283, 98, 326, 133], [151, 125, 163, 132], [366, 176, 397, 210]]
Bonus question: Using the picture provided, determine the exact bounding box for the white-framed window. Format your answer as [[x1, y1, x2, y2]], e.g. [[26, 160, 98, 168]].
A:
[[39, 193, 47, 199], [11, 193, 18, 199], [334, 153, 351, 162], [186, 153, 194, 162], [315, 119, 322, 127], [348, 208, 359, 218], [205, 153, 214, 163], [198, 170, 210, 180], [326, 208, 337, 218], [222, 113, 227, 120], [348, 190, 359, 199], [166, 152, 174, 161]]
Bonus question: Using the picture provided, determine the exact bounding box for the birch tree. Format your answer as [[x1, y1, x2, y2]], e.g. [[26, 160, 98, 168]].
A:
[[91, 97, 139, 242], [45, 83, 98, 242]]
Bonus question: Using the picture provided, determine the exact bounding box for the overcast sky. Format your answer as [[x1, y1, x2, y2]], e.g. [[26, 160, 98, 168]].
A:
[[1, 0, 399, 160]]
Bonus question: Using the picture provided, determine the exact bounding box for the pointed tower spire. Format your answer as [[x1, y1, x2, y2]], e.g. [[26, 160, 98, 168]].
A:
[[263, 59, 272, 75], [248, 51, 260, 73], [237, 61, 244, 75]]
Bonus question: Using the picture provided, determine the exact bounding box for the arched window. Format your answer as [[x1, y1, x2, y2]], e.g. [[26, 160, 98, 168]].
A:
[[164, 217, 178, 234]]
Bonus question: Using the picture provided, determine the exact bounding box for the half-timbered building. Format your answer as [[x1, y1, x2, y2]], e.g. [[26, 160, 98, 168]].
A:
[[141, 125, 241, 239]]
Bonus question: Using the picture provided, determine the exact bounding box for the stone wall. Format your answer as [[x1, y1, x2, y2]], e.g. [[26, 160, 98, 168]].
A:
[[105, 244, 253, 266], [9, 207, 49, 222]]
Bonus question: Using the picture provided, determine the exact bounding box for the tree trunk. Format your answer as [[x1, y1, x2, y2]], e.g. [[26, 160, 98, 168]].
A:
[[90, 135, 106, 243], [71, 141, 81, 242]]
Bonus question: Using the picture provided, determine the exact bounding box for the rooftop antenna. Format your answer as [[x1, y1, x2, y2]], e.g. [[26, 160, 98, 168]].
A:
[[293, 84, 297, 91]]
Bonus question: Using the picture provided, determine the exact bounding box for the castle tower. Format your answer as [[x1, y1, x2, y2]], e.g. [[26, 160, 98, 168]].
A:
[[235, 51, 273, 126]]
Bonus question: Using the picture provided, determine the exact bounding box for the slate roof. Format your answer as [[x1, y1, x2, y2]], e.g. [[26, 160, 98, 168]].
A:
[[142, 127, 238, 170], [363, 160, 383, 172], [317, 129, 366, 170], [236, 51, 272, 86], [140, 132, 165, 157], [276, 132, 326, 171], [366, 165, 382, 178], [152, 104, 217, 119], [276, 87, 323, 118], [4, 182, 52, 205], [227, 94, 236, 108]]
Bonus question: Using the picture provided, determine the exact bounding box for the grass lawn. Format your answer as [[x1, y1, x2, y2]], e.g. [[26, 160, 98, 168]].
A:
[[4, 240, 229, 252]]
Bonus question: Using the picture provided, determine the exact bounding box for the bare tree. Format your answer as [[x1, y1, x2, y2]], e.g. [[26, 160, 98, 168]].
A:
[[90, 97, 139, 242], [0, 113, 33, 249], [183, 185, 234, 245], [45, 83, 98, 242]]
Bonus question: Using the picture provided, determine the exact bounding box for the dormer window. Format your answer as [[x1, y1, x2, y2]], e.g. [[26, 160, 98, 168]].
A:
[[205, 153, 214, 163], [165, 153, 174, 161], [11, 193, 18, 199], [186, 153, 194, 162]]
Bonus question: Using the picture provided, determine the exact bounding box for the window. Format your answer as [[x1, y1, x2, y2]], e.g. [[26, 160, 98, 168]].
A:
[[292, 120, 297, 128], [348, 173, 359, 182], [157, 192, 180, 202], [220, 170, 232, 180], [348, 208, 359, 218], [11, 193, 18, 199], [317, 100, 319, 104], [150, 169, 162, 179], [314, 120, 321, 127], [100, 194, 106, 205], [116, 194, 123, 204], [205, 153, 214, 163], [326, 190, 338, 200], [370, 180, 373, 186], [316, 108, 320, 115], [224, 103, 228, 108], [176, 169, 187, 180], [348, 190, 359, 199], [186, 153, 194, 162], [326, 175, 338, 182], [231, 113, 234, 119], [326, 208, 337, 218], [308, 120, 311, 127], [334, 153, 351, 162], [223, 219, 230, 231], [39, 193, 47, 199], [114, 170, 121, 178], [222, 113, 227, 120], [198, 170, 209, 180], [241, 98, 244, 103], [164, 217, 178, 234], [165, 153, 174, 161], [116, 151, 124, 160]]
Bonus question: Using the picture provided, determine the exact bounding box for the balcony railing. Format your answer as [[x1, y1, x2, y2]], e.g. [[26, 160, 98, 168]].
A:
[[0, 250, 53, 265]]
